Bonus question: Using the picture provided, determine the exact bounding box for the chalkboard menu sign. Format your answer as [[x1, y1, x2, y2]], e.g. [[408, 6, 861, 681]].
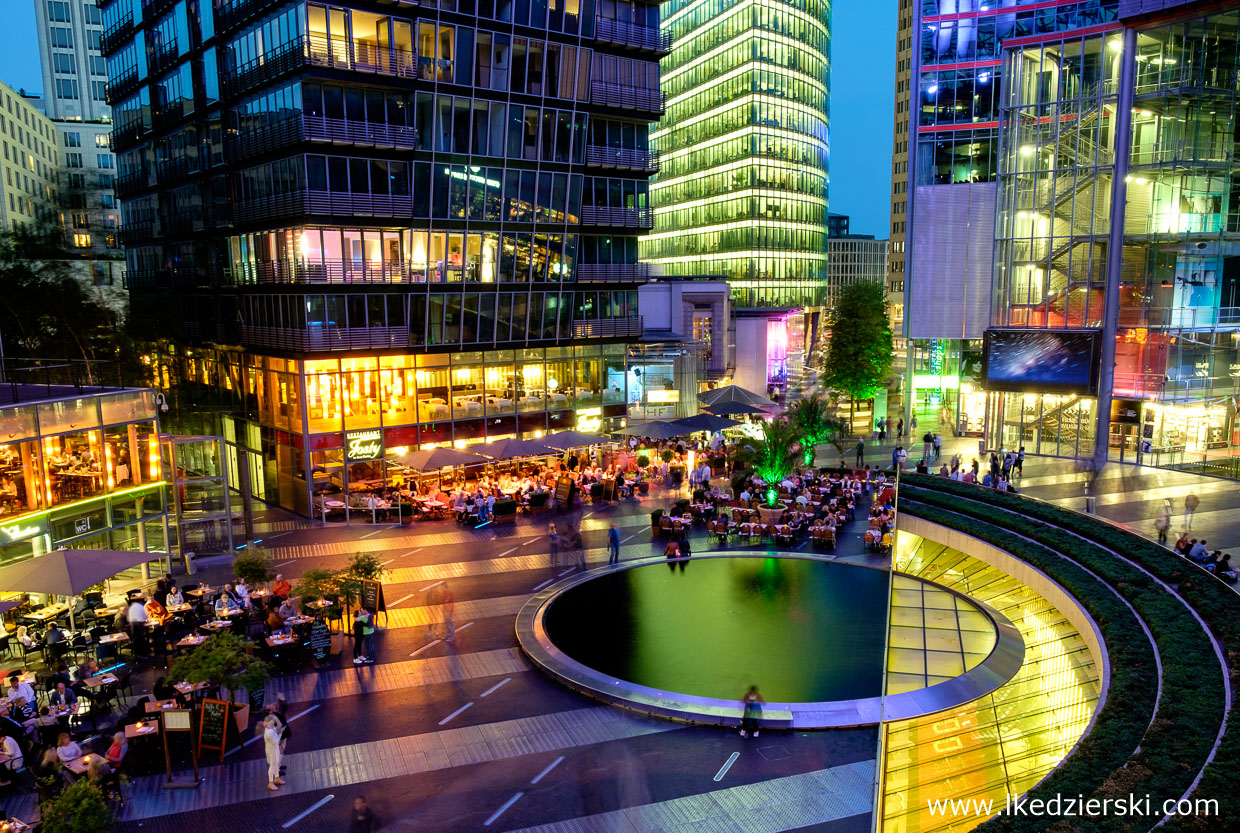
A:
[[308, 620, 331, 661], [603, 478, 617, 501], [360, 579, 385, 614], [248, 686, 266, 716], [198, 698, 231, 761], [554, 477, 573, 504]]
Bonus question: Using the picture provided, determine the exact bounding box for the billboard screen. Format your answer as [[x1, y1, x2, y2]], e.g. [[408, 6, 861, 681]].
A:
[[982, 329, 1101, 395]]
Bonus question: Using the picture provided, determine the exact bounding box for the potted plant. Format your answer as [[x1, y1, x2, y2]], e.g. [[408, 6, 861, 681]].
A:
[[169, 631, 270, 735], [38, 780, 114, 833], [651, 508, 664, 533], [233, 551, 274, 589], [293, 569, 339, 615], [637, 454, 650, 469], [660, 449, 674, 464]]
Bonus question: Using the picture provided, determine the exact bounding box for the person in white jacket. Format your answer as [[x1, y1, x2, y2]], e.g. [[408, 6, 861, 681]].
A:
[[264, 717, 284, 791]]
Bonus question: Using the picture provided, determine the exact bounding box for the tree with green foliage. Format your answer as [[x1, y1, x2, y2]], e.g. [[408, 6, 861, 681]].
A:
[[735, 419, 800, 506], [38, 780, 114, 833], [169, 631, 270, 705], [233, 551, 274, 587], [821, 280, 894, 427], [787, 396, 852, 465]]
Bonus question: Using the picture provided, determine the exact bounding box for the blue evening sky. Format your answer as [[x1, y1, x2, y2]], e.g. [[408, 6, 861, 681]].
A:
[[0, 0, 895, 236]]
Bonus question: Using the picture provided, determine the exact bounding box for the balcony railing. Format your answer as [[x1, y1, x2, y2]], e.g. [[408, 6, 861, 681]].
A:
[[225, 113, 418, 162], [230, 260, 448, 285], [109, 121, 149, 153], [103, 67, 141, 105], [142, 0, 177, 19], [231, 190, 414, 223], [575, 263, 651, 282], [240, 325, 410, 352], [594, 17, 672, 53], [585, 145, 659, 172], [572, 317, 644, 339], [118, 223, 156, 244], [580, 206, 654, 229], [214, 0, 276, 36], [222, 36, 417, 99], [156, 155, 198, 182], [589, 82, 664, 114], [123, 268, 205, 289], [148, 39, 180, 75], [115, 170, 149, 197], [100, 12, 134, 55]]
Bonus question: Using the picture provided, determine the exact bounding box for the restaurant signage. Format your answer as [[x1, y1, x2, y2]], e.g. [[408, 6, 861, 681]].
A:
[[576, 407, 602, 433], [198, 698, 231, 762], [0, 517, 46, 542], [345, 429, 383, 462]]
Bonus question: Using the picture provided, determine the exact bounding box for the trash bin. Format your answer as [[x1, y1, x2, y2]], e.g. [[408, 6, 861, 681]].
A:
[[184, 551, 196, 575], [1084, 497, 1096, 514]]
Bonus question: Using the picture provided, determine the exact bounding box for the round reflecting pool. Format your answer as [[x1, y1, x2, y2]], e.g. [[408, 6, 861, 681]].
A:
[[543, 556, 887, 703]]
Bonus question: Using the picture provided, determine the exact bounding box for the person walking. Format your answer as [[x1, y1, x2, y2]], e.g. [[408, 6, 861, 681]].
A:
[[896, 418, 904, 440], [548, 523, 560, 568], [739, 685, 765, 738], [922, 431, 933, 462], [1155, 504, 1171, 545], [1184, 492, 1199, 530], [349, 796, 377, 833], [263, 717, 284, 791], [351, 608, 369, 664], [442, 583, 456, 642], [361, 607, 377, 663], [855, 439, 865, 467], [608, 524, 621, 565], [910, 414, 918, 434], [932, 433, 942, 461]]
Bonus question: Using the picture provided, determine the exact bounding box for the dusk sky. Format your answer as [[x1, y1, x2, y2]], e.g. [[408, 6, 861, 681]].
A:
[[0, 0, 896, 237]]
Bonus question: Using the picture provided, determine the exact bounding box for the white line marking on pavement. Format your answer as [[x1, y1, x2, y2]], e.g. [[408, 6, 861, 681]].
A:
[[267, 532, 291, 540], [234, 703, 323, 754], [420, 580, 445, 592], [379, 558, 396, 566], [287, 704, 321, 724], [401, 548, 424, 557], [438, 701, 474, 725], [558, 568, 575, 576], [360, 528, 385, 539], [532, 578, 554, 592], [410, 639, 441, 657], [484, 793, 524, 826], [497, 546, 520, 557], [282, 795, 334, 828], [530, 756, 565, 784], [714, 751, 740, 782], [274, 560, 295, 567], [456, 621, 474, 632], [389, 592, 417, 607], [620, 531, 644, 544], [480, 677, 511, 697], [521, 538, 538, 546]]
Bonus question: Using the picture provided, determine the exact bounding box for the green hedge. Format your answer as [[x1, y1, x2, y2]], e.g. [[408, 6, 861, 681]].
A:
[[901, 477, 1229, 832]]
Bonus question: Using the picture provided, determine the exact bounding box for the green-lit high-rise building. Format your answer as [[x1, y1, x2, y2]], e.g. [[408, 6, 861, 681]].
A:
[[641, 0, 832, 310]]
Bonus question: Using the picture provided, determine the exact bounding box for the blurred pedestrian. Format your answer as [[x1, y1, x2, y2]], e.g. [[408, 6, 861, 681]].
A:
[[264, 717, 283, 791], [349, 795, 377, 833], [548, 523, 560, 568], [1184, 492, 1199, 530], [739, 685, 765, 738], [442, 583, 456, 642], [608, 524, 621, 565]]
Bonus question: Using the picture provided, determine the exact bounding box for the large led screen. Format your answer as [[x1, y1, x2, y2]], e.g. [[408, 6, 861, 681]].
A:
[[982, 329, 1100, 395]]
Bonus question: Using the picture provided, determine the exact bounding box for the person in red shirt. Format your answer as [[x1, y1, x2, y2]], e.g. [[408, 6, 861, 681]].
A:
[[273, 574, 292, 599]]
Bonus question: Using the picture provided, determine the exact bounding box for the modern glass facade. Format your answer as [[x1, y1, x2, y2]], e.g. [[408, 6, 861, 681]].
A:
[[640, 0, 832, 307], [989, 3, 1240, 473], [0, 388, 168, 570], [101, 0, 664, 514]]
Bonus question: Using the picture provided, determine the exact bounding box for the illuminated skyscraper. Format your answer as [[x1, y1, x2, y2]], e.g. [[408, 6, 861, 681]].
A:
[[641, 0, 832, 308]]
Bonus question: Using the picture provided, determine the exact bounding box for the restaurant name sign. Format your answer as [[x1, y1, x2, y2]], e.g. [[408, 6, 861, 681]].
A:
[[345, 429, 384, 462], [0, 518, 45, 542]]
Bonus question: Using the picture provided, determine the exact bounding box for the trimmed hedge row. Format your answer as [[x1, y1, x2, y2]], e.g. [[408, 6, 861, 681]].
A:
[[901, 500, 1158, 833], [902, 477, 1228, 832]]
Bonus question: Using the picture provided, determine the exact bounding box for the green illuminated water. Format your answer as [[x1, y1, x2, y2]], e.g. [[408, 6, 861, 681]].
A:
[[544, 557, 888, 703]]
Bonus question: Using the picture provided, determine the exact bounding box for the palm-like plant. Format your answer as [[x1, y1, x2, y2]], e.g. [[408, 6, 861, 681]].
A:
[[788, 396, 832, 466], [736, 419, 801, 506]]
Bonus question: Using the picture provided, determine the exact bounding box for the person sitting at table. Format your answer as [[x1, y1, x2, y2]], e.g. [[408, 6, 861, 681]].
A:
[[266, 603, 285, 632], [49, 682, 77, 710], [14, 624, 35, 651], [49, 662, 72, 690], [6, 672, 35, 706], [278, 597, 297, 621], [166, 581, 184, 607], [74, 660, 99, 687], [215, 587, 241, 617], [34, 705, 61, 732], [105, 731, 127, 767], [452, 491, 468, 522], [234, 578, 252, 608], [9, 697, 33, 728], [144, 595, 170, 625], [1, 733, 23, 774], [273, 574, 291, 600], [56, 733, 82, 764], [87, 755, 119, 795]]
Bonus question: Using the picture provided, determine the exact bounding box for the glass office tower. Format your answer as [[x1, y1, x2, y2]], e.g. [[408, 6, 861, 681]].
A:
[[640, 0, 832, 308], [989, 0, 1240, 475], [100, 0, 664, 515]]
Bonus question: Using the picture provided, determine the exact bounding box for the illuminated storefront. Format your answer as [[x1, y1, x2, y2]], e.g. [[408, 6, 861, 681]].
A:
[[162, 345, 629, 515], [641, 0, 832, 309], [0, 388, 168, 570]]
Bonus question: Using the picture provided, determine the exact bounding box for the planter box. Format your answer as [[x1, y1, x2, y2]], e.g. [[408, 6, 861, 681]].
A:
[[232, 703, 250, 734]]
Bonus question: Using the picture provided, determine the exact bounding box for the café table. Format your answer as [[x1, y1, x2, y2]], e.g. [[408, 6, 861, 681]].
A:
[[125, 720, 160, 740], [165, 603, 192, 614], [172, 680, 209, 696], [2, 671, 34, 685], [200, 620, 231, 631], [24, 604, 69, 623], [265, 633, 296, 648], [284, 615, 313, 626], [64, 753, 98, 775], [83, 672, 119, 689], [144, 699, 178, 714], [249, 589, 272, 600], [176, 634, 208, 648], [216, 608, 243, 618], [307, 599, 334, 610], [186, 586, 214, 598], [0, 817, 32, 832], [97, 632, 129, 646]]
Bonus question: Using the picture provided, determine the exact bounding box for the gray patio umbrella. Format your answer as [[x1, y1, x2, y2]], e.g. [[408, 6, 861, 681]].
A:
[[671, 414, 742, 433], [540, 430, 612, 451], [469, 438, 556, 459], [397, 447, 488, 471], [613, 421, 686, 440], [705, 401, 769, 417], [0, 548, 163, 629], [698, 385, 776, 408]]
